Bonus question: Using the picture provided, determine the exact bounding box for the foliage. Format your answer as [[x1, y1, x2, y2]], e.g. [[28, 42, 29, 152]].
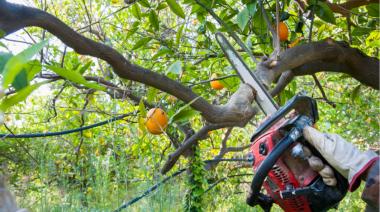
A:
[[184, 145, 207, 211], [0, 0, 378, 211]]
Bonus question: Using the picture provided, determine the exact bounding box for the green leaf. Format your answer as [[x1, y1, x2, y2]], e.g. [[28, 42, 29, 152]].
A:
[[352, 27, 371, 36], [138, 98, 147, 117], [367, 40, 380, 48], [169, 96, 201, 124], [252, 8, 269, 36], [131, 4, 142, 20], [156, 2, 168, 10], [126, 22, 140, 38], [152, 47, 173, 60], [170, 109, 199, 123], [46, 65, 106, 91], [138, 99, 147, 133], [236, 7, 250, 31], [247, 2, 257, 16], [146, 87, 158, 102], [138, 0, 150, 8], [366, 4, 379, 17], [167, 60, 182, 74], [205, 21, 217, 33], [2, 40, 48, 89], [176, 25, 184, 46], [131, 37, 152, 50], [165, 0, 186, 19], [0, 52, 12, 74], [77, 61, 93, 75], [149, 10, 160, 31], [314, 2, 336, 24], [12, 70, 28, 91], [0, 81, 45, 111], [24, 60, 42, 81]]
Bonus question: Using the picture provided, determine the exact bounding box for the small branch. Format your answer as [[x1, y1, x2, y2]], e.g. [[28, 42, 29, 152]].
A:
[[3, 124, 38, 164], [258, 0, 278, 52], [186, 74, 238, 88], [312, 74, 336, 107], [47, 81, 67, 122], [75, 90, 93, 162], [161, 123, 231, 174], [194, 0, 258, 64], [205, 127, 233, 170], [308, 2, 315, 42]]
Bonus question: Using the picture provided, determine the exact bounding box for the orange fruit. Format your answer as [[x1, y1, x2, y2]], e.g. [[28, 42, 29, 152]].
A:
[[277, 22, 289, 42], [145, 108, 169, 135], [210, 74, 224, 90]]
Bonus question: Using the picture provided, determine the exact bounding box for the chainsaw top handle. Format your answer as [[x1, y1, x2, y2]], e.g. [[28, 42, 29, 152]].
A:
[[251, 93, 318, 142]]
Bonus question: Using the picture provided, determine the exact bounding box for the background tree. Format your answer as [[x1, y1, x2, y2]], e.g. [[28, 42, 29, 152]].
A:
[[0, 0, 378, 211]]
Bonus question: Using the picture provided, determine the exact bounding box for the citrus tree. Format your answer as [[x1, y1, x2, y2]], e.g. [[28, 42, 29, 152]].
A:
[[0, 0, 378, 211]]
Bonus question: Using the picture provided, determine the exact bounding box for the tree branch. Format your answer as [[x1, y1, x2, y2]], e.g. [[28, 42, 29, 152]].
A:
[[326, 0, 378, 16], [256, 39, 379, 89], [0, 1, 255, 125]]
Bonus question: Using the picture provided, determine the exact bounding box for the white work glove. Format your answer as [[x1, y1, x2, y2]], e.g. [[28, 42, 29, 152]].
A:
[[303, 126, 379, 191]]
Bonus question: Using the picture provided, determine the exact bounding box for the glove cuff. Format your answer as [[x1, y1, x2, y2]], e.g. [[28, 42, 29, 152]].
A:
[[349, 156, 379, 192]]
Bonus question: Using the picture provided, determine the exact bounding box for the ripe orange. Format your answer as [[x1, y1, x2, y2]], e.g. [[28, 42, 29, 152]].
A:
[[210, 74, 224, 90], [145, 108, 169, 135], [277, 22, 289, 42]]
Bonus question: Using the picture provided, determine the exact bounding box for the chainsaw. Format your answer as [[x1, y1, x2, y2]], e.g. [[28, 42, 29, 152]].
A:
[[216, 32, 348, 212]]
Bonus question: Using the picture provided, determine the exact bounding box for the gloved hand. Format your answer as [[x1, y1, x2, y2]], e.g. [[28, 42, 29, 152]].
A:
[[303, 126, 379, 191]]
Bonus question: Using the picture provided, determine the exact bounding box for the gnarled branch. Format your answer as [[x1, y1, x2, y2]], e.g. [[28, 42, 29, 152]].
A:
[[0, 1, 255, 126], [256, 39, 379, 89]]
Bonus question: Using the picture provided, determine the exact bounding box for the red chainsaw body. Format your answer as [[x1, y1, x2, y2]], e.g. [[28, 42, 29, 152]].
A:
[[250, 119, 318, 212]]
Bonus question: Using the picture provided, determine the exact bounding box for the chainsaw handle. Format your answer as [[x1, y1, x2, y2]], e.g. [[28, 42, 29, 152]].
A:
[[251, 94, 318, 142]]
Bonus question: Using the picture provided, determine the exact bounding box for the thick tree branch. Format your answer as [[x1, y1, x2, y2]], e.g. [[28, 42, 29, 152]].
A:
[[326, 0, 378, 16], [0, 1, 256, 125], [257, 39, 379, 89], [296, 0, 377, 16]]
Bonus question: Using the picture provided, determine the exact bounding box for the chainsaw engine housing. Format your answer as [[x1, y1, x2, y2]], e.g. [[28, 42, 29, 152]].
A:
[[250, 118, 348, 211]]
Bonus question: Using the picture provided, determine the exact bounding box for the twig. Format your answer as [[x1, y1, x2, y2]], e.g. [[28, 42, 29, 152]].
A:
[[258, 0, 277, 51], [75, 91, 92, 162], [3, 124, 38, 164], [308, 0, 316, 42], [202, 173, 253, 194], [275, 0, 280, 57], [47, 82, 67, 122], [113, 168, 187, 212], [312, 74, 336, 107], [161, 123, 234, 174], [205, 127, 233, 170], [186, 74, 238, 88], [194, 0, 258, 64]]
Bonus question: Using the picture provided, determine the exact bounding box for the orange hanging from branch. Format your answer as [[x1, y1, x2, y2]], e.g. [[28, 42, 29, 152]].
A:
[[277, 22, 289, 42], [210, 73, 224, 90], [145, 108, 169, 135]]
